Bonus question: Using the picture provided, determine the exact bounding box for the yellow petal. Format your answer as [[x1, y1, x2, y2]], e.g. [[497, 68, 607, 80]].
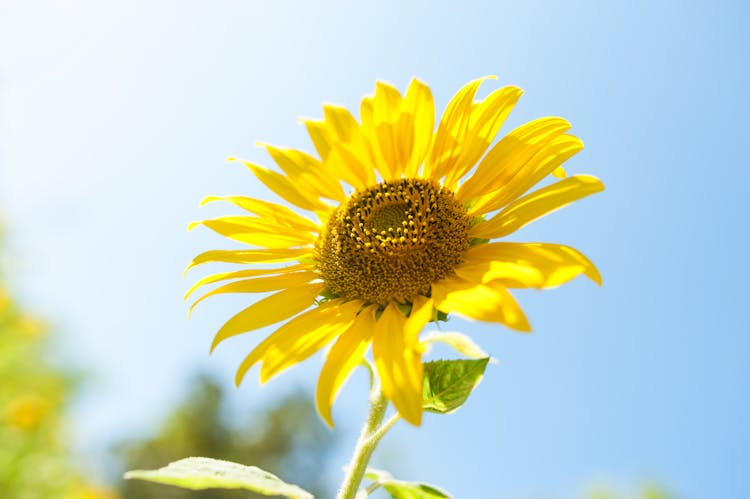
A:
[[358, 82, 405, 181], [261, 144, 347, 202], [315, 305, 377, 426], [460, 241, 601, 287], [432, 276, 530, 332], [314, 105, 377, 190], [471, 175, 605, 239], [303, 119, 332, 160], [185, 248, 311, 273], [232, 158, 329, 212], [423, 76, 497, 181], [454, 259, 545, 288], [456, 117, 572, 203], [210, 282, 324, 352], [443, 85, 524, 189], [325, 145, 371, 191], [189, 272, 318, 315], [302, 105, 359, 161], [404, 295, 434, 345], [323, 104, 359, 143], [200, 196, 321, 232], [552, 166, 567, 178], [189, 216, 316, 248], [402, 78, 435, 178], [468, 133, 584, 215], [375, 82, 406, 178], [185, 264, 311, 301], [234, 299, 362, 385], [373, 300, 429, 426]]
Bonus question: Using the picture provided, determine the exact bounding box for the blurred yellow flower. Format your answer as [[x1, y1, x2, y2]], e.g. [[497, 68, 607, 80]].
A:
[[0, 287, 10, 312], [18, 315, 47, 338], [63, 484, 120, 499], [4, 393, 51, 430], [189, 77, 603, 426]]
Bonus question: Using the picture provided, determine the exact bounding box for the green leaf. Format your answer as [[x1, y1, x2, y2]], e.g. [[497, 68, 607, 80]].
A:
[[364, 467, 393, 483], [422, 358, 489, 414], [366, 468, 451, 499], [383, 481, 451, 499], [124, 457, 313, 499]]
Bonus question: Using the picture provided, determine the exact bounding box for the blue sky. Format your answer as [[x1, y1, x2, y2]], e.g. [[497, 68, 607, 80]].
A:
[[1, 1, 748, 497]]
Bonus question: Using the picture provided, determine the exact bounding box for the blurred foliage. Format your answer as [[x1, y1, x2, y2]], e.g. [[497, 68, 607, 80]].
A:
[[586, 485, 673, 499], [117, 374, 337, 499], [0, 284, 116, 499]]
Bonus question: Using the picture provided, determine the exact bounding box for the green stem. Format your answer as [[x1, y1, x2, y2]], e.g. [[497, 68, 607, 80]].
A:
[[364, 413, 400, 448], [335, 387, 390, 499]]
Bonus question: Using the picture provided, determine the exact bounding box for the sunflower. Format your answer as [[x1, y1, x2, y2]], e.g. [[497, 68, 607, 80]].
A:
[[187, 76, 603, 426]]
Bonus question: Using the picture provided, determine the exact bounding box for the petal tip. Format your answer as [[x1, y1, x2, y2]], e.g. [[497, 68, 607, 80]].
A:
[[317, 402, 335, 428], [402, 408, 423, 426], [209, 337, 221, 354]]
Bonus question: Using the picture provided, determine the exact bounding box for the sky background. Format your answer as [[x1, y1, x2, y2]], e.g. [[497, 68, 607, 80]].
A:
[[1, 1, 748, 498]]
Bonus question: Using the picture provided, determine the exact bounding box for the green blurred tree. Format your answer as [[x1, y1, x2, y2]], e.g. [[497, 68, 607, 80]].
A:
[[117, 374, 337, 499], [0, 264, 116, 499]]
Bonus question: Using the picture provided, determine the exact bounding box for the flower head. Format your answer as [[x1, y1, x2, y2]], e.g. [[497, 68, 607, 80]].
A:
[[188, 77, 603, 426]]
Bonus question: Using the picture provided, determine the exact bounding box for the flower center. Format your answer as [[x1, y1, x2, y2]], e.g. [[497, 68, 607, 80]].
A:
[[316, 178, 472, 306]]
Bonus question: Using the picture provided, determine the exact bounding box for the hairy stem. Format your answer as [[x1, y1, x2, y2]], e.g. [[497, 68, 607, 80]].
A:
[[335, 387, 390, 499]]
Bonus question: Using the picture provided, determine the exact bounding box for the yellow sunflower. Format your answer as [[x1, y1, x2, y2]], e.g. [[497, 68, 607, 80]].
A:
[[187, 76, 603, 427]]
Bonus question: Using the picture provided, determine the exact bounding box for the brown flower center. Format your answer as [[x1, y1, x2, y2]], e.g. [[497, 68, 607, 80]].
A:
[[316, 178, 472, 305]]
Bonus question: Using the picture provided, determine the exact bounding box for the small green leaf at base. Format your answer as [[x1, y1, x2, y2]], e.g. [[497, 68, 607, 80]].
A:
[[383, 481, 451, 499], [422, 358, 490, 414], [124, 457, 313, 499], [366, 468, 451, 499]]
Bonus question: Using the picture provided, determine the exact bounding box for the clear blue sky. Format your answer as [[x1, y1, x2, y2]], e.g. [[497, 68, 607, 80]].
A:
[[1, 1, 748, 497]]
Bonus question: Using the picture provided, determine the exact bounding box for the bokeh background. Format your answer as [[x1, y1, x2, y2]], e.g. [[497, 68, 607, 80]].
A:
[[1, 1, 748, 497]]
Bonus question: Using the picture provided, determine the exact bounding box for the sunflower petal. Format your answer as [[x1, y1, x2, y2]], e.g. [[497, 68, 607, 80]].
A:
[[454, 259, 545, 289], [372, 81, 406, 180], [185, 248, 311, 273], [317, 105, 377, 190], [443, 85, 524, 189], [552, 166, 567, 178], [200, 196, 320, 232], [424, 76, 497, 181], [303, 119, 332, 160], [432, 276, 531, 332], [456, 117, 573, 203], [315, 305, 377, 426], [210, 282, 324, 352], [189, 272, 318, 315], [232, 158, 329, 212], [189, 216, 315, 248], [373, 300, 429, 426], [402, 78, 435, 178], [302, 105, 359, 161], [465, 242, 601, 286], [261, 144, 347, 202], [185, 264, 310, 301], [234, 299, 363, 385], [471, 175, 604, 239], [468, 133, 584, 215], [325, 145, 371, 191]]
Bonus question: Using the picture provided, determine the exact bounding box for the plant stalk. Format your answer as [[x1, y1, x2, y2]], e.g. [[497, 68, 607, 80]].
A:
[[335, 387, 390, 499]]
